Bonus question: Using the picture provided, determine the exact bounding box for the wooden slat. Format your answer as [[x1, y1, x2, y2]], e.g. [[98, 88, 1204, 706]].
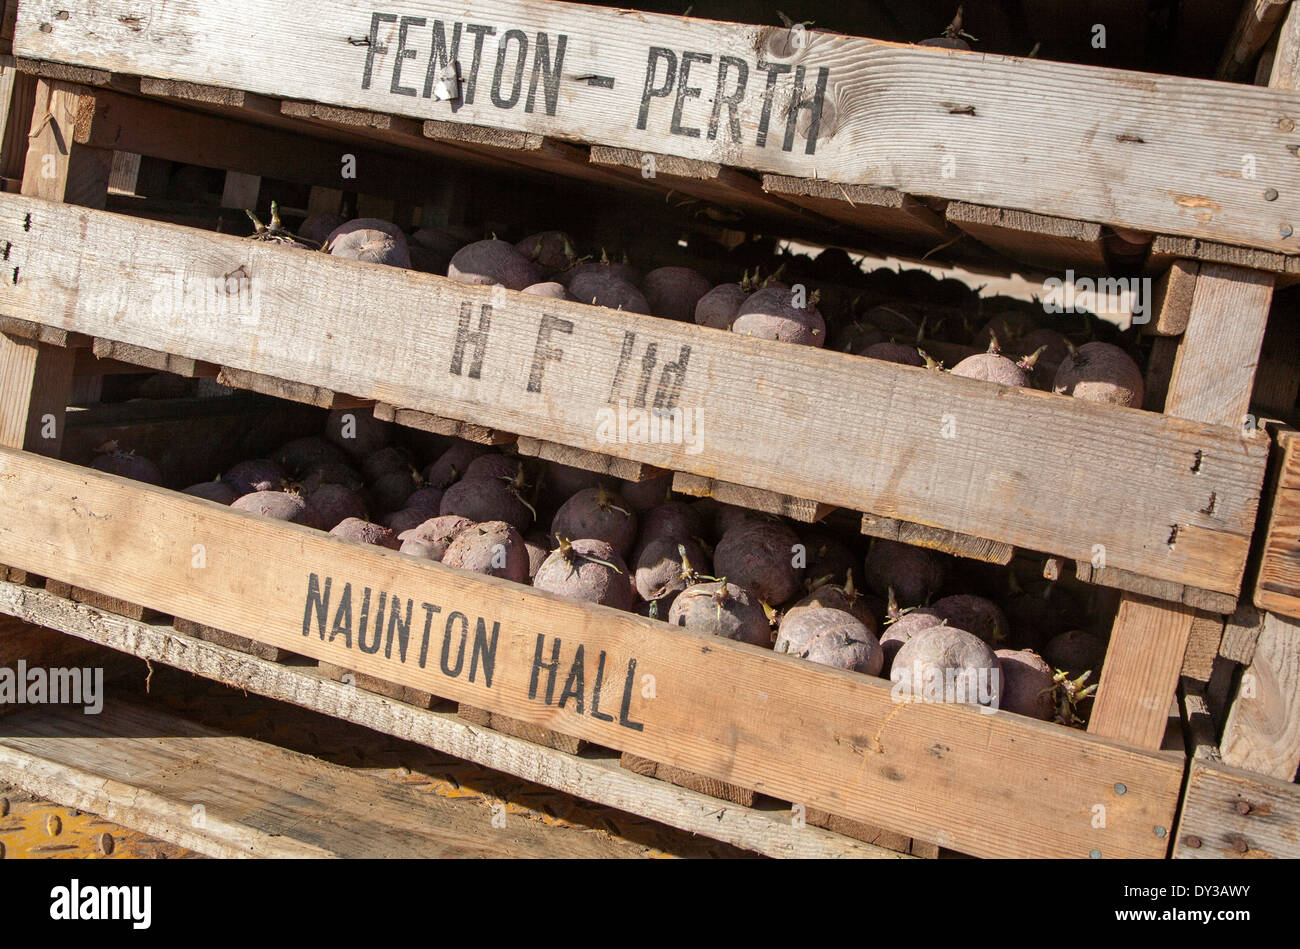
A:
[[862, 514, 1014, 565], [672, 471, 833, 523], [1073, 561, 1239, 614], [1220, 610, 1300, 779], [374, 402, 516, 446], [0, 701, 676, 858], [1089, 262, 1275, 749], [1183, 611, 1226, 682], [517, 436, 661, 481], [91, 337, 218, 377], [760, 174, 952, 250], [0, 195, 1267, 595], [1164, 263, 1275, 428], [20, 78, 110, 208], [620, 752, 755, 806], [1255, 430, 1300, 618], [0, 451, 1184, 859], [173, 616, 289, 662], [317, 660, 436, 709], [215, 366, 372, 410], [945, 202, 1108, 273], [1218, 0, 1293, 79], [1141, 259, 1199, 336], [16, 0, 1300, 253], [0, 581, 898, 859], [459, 703, 584, 754]]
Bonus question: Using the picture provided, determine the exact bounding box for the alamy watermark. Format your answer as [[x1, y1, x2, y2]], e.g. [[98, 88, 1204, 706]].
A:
[[81, 270, 262, 327], [889, 662, 1000, 714], [595, 400, 704, 455], [0, 661, 104, 714], [1042, 269, 1151, 326]]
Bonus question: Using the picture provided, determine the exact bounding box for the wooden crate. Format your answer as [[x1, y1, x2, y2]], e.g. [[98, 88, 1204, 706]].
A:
[[0, 459, 1185, 859], [1, 1, 1296, 858], [11, 0, 1300, 269]]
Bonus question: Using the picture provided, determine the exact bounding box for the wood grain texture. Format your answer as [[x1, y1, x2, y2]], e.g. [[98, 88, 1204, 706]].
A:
[[1254, 431, 1300, 618], [215, 366, 371, 410], [14, 0, 1300, 253], [673, 471, 833, 523], [19, 78, 110, 208], [317, 660, 436, 709], [861, 513, 1014, 565], [0, 582, 894, 859], [945, 202, 1108, 274], [1182, 612, 1226, 682], [0, 453, 1185, 858], [374, 402, 516, 445], [1074, 561, 1239, 614], [1142, 259, 1199, 337], [173, 616, 289, 662], [518, 436, 661, 480], [1220, 610, 1300, 779], [1164, 263, 1275, 428], [761, 174, 953, 251], [620, 751, 756, 807], [0, 701, 669, 858], [1221, 601, 1266, 665], [1218, 0, 1291, 79], [0, 195, 1268, 594], [1089, 594, 1197, 749], [91, 337, 217, 377], [1271, 0, 1300, 89], [458, 703, 584, 754], [0, 331, 72, 454]]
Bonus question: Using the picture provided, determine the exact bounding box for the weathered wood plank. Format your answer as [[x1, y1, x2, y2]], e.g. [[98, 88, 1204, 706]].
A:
[[0, 452, 1184, 858], [1175, 757, 1300, 858], [1141, 259, 1199, 337], [760, 174, 952, 250], [0, 195, 1267, 594], [91, 337, 218, 377], [459, 703, 584, 754], [1220, 610, 1300, 779], [1255, 430, 1300, 619], [0, 701, 676, 858], [620, 751, 756, 807], [0, 581, 898, 859], [216, 366, 372, 410], [15, 0, 1300, 253], [1218, 0, 1292, 79]]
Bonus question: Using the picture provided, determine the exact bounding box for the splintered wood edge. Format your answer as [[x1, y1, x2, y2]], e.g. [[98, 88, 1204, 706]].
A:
[[0, 315, 88, 348], [0, 582, 895, 859], [517, 436, 664, 480], [91, 338, 218, 377]]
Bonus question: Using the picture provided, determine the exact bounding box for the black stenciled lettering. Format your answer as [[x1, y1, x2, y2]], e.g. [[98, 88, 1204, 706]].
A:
[[528, 634, 562, 705], [303, 573, 331, 640], [526, 33, 567, 115], [441, 611, 469, 677], [653, 345, 690, 410], [589, 650, 614, 722], [356, 588, 377, 654], [361, 12, 397, 90], [557, 644, 586, 714], [637, 47, 677, 130], [451, 302, 490, 378], [391, 16, 426, 97], [606, 331, 637, 403], [708, 56, 748, 142], [423, 21, 464, 98], [670, 52, 710, 138], [385, 595, 413, 662], [470, 619, 499, 687], [528, 313, 573, 393], [784, 65, 829, 155], [418, 603, 443, 668], [330, 582, 354, 648], [635, 343, 658, 408], [464, 24, 497, 104], [755, 62, 792, 148], [619, 658, 646, 731], [491, 29, 528, 109]]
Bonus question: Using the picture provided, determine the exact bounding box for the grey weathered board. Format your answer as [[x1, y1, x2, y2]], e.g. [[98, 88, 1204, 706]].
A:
[[0, 194, 1268, 596], [12, 0, 1300, 254]]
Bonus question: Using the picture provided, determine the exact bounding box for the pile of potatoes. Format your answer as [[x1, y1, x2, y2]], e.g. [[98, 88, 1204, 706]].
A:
[[95, 412, 1112, 725], [288, 213, 1147, 412]]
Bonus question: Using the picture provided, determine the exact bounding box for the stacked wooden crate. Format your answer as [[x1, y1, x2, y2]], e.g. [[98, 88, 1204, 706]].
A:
[[0, 0, 1297, 858]]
